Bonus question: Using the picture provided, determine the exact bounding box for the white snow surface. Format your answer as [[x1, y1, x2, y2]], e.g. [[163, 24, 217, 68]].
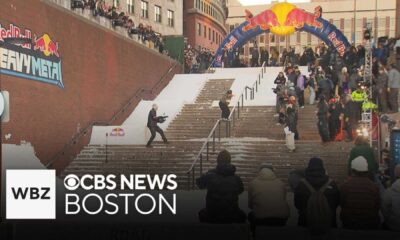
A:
[[90, 66, 308, 145]]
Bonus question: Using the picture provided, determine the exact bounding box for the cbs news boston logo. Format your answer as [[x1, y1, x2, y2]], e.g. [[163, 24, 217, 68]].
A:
[[6, 170, 56, 219]]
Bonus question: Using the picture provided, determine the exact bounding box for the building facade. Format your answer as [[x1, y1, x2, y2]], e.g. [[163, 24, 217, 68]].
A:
[[106, 0, 183, 36], [184, 0, 229, 52], [226, 0, 398, 62]]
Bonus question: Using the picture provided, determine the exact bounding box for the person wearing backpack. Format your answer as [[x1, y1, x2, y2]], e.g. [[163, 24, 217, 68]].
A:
[[294, 158, 340, 234], [340, 156, 381, 230], [382, 164, 400, 231]]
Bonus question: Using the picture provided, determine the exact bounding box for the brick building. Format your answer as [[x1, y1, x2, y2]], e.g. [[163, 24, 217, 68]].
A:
[[184, 0, 229, 52]]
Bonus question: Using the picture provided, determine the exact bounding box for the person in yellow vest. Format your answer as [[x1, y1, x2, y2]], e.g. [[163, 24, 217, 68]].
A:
[[362, 100, 378, 112], [351, 85, 368, 121]]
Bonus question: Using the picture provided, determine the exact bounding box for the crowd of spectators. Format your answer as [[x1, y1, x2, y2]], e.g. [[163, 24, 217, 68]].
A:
[[196, 149, 400, 237], [272, 37, 400, 152], [70, 0, 165, 54], [184, 45, 214, 73]]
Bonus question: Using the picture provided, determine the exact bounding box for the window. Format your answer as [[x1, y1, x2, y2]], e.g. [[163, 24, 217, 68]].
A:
[[113, 0, 119, 8], [204, 26, 207, 38], [127, 0, 134, 14], [212, 30, 215, 42], [155, 5, 162, 23], [167, 10, 174, 27], [198, 23, 201, 36], [209, 28, 211, 40], [141, 1, 148, 18]]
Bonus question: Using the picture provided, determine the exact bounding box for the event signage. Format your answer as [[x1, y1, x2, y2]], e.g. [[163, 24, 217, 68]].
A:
[[0, 22, 64, 88]]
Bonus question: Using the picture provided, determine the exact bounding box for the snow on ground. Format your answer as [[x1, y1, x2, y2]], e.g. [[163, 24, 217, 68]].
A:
[[90, 74, 212, 145], [90, 66, 308, 145]]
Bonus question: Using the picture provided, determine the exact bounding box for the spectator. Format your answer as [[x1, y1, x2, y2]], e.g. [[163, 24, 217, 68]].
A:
[[294, 158, 340, 234], [260, 49, 269, 66], [338, 67, 349, 96], [285, 96, 298, 152], [382, 164, 400, 231], [248, 165, 289, 237], [388, 64, 400, 113], [317, 95, 330, 143], [328, 97, 341, 141], [374, 66, 389, 113], [196, 150, 246, 223], [348, 136, 378, 177], [296, 69, 305, 108], [343, 94, 358, 142], [340, 156, 381, 230]]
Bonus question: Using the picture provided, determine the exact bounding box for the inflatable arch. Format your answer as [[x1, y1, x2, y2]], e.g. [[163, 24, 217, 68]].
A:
[[214, 2, 351, 67]]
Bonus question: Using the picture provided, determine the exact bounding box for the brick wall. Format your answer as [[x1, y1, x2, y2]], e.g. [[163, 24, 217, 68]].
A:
[[0, 0, 182, 172]]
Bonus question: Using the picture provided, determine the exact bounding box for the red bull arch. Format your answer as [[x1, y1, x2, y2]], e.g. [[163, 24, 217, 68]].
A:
[[214, 2, 351, 67]]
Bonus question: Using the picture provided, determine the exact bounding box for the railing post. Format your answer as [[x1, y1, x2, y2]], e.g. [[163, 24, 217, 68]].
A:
[[212, 131, 215, 153], [200, 153, 203, 175], [192, 168, 195, 189], [228, 121, 231, 137], [237, 101, 240, 118], [225, 120, 229, 137], [256, 81, 258, 92], [258, 74, 260, 84], [245, 88, 248, 100], [218, 121, 221, 142], [261, 69, 263, 78], [206, 142, 209, 162], [241, 94, 244, 109]]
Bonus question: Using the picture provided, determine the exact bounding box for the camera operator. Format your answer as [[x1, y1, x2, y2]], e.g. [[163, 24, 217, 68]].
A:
[[146, 104, 168, 148], [274, 72, 286, 114]]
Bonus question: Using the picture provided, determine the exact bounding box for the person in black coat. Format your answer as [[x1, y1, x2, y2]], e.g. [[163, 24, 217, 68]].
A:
[[294, 158, 340, 228], [317, 95, 330, 143], [146, 104, 168, 148], [197, 150, 246, 223]]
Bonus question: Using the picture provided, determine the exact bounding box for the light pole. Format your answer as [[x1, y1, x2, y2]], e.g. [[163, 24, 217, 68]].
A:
[[353, 0, 356, 44]]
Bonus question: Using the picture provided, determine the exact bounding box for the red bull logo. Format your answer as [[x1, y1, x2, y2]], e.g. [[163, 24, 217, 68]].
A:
[[34, 34, 60, 57], [242, 3, 322, 36], [110, 128, 125, 137]]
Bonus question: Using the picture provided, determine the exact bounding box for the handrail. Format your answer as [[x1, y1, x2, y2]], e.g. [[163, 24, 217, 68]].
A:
[[46, 60, 180, 168], [186, 62, 267, 189]]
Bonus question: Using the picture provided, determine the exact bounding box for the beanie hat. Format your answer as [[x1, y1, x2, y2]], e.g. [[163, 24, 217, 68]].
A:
[[395, 164, 400, 178], [307, 157, 324, 170], [305, 157, 326, 178], [217, 150, 231, 165], [351, 156, 369, 172]]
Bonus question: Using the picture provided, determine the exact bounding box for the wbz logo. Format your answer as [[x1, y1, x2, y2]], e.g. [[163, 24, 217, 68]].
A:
[[6, 170, 56, 219]]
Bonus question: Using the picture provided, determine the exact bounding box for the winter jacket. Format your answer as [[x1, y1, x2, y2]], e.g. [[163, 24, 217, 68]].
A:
[[382, 179, 400, 231], [340, 176, 381, 229], [147, 109, 158, 127], [196, 164, 244, 219], [297, 74, 305, 91], [348, 144, 378, 174], [285, 105, 297, 133], [388, 68, 400, 89], [248, 168, 290, 219], [375, 73, 388, 90], [294, 171, 340, 227]]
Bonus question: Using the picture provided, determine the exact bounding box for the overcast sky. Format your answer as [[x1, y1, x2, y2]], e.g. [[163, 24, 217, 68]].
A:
[[237, 0, 311, 6]]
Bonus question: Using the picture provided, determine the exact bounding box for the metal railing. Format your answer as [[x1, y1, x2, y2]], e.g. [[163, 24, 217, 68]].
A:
[[186, 62, 267, 190], [46, 61, 180, 168]]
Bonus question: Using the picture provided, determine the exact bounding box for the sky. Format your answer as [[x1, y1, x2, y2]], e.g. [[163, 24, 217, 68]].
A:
[[237, 0, 311, 6]]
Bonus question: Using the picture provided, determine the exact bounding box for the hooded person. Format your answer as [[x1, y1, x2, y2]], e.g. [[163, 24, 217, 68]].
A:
[[248, 164, 290, 236], [294, 158, 340, 230], [340, 156, 381, 230], [196, 150, 246, 223], [382, 164, 400, 231]]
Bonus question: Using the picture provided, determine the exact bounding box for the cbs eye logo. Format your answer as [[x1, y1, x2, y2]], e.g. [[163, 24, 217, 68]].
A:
[[64, 174, 80, 191]]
